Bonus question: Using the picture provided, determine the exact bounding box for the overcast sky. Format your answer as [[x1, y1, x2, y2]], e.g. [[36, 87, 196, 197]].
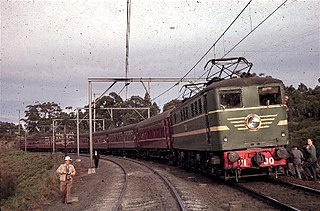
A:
[[1, 0, 319, 123]]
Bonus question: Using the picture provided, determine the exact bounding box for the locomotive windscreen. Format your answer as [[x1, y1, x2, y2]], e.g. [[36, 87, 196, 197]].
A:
[[258, 86, 281, 106], [219, 90, 242, 108]]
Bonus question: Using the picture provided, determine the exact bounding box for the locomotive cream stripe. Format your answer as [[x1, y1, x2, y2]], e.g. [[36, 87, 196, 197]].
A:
[[208, 105, 283, 114], [230, 120, 245, 124], [173, 105, 283, 127], [261, 118, 276, 121], [260, 114, 278, 118], [277, 120, 288, 125], [172, 113, 206, 127], [226, 114, 278, 131], [172, 126, 230, 138]]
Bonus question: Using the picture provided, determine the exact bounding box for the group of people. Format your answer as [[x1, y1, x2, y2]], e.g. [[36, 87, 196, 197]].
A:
[[289, 138, 319, 181]]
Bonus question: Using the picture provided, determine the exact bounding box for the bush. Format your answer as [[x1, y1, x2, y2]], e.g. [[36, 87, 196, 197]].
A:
[[0, 170, 17, 200]]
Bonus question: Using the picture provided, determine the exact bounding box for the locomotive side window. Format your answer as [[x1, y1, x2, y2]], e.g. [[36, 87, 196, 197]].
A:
[[259, 86, 281, 105], [219, 90, 242, 108], [194, 101, 198, 115], [191, 103, 194, 117], [198, 99, 202, 114], [185, 107, 189, 119]]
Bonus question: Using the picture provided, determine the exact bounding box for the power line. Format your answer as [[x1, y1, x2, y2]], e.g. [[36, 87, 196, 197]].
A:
[[152, 0, 253, 101], [195, 0, 290, 86], [223, 0, 288, 58]]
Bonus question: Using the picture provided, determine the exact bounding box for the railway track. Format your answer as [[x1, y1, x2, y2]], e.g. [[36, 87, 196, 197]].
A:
[[102, 156, 187, 211], [100, 157, 128, 211], [268, 178, 320, 196], [229, 179, 320, 211]]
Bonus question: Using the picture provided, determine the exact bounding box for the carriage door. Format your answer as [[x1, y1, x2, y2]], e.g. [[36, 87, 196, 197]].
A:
[[204, 94, 211, 145]]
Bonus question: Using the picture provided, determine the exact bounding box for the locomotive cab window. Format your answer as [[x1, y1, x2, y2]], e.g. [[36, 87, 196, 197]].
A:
[[259, 86, 281, 106], [219, 90, 242, 108]]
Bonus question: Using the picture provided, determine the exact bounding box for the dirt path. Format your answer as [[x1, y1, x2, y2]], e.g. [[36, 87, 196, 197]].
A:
[[42, 156, 121, 211]]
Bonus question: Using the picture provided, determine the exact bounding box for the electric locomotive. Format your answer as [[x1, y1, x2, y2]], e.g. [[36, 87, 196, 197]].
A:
[[170, 57, 289, 181]]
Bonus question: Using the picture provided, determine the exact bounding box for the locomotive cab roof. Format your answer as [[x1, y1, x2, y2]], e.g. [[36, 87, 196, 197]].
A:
[[204, 76, 283, 91]]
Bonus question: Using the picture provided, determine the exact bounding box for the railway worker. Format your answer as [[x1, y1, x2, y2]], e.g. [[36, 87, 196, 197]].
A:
[[56, 156, 76, 204], [291, 146, 304, 179], [93, 150, 100, 168], [303, 138, 317, 181]]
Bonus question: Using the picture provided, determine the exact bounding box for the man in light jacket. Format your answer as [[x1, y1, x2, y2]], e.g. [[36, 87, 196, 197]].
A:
[[56, 156, 76, 203]]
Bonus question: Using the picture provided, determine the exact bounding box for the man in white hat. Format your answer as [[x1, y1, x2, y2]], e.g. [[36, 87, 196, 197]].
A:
[[56, 156, 76, 203]]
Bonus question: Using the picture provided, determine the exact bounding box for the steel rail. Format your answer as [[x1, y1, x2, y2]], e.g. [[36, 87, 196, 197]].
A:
[[81, 155, 128, 211], [268, 178, 320, 196], [115, 157, 187, 211], [101, 157, 128, 211], [228, 182, 300, 211]]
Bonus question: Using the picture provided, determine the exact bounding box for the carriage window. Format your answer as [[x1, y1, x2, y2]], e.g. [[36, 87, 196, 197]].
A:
[[259, 86, 281, 105], [219, 90, 242, 108]]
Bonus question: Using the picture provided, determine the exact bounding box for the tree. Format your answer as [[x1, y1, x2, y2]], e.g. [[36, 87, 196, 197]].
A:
[[23, 102, 62, 133], [0, 121, 18, 140], [163, 99, 182, 111]]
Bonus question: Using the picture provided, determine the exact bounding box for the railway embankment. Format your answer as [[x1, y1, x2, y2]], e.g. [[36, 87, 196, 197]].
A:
[[0, 150, 72, 211]]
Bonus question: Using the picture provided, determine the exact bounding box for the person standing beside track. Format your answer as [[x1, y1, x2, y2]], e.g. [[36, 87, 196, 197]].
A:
[[56, 156, 76, 204], [291, 146, 304, 179], [303, 138, 318, 181], [93, 150, 100, 168]]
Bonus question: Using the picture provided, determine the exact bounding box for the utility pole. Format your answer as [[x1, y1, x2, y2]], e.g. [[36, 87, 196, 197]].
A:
[[52, 120, 55, 154], [76, 108, 80, 157], [17, 109, 21, 149], [24, 130, 27, 152], [64, 124, 67, 156], [125, 0, 131, 99], [88, 81, 94, 170]]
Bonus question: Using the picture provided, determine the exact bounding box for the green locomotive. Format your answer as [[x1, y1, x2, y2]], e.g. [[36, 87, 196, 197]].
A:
[[171, 58, 289, 181]]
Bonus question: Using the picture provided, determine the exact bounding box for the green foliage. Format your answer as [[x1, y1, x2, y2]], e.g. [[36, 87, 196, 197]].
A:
[[163, 99, 182, 111], [286, 84, 320, 148], [0, 150, 63, 210], [0, 121, 19, 140], [23, 102, 62, 133]]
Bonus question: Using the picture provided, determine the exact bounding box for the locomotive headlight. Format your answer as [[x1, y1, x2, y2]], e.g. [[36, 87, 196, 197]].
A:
[[223, 137, 228, 142], [245, 114, 261, 130]]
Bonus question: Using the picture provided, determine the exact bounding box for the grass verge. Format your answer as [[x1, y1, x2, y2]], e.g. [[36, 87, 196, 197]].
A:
[[0, 149, 67, 210]]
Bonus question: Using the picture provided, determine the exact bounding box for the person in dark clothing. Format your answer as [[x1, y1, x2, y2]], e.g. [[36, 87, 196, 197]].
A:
[[291, 146, 304, 179], [93, 150, 100, 168], [303, 138, 318, 181]]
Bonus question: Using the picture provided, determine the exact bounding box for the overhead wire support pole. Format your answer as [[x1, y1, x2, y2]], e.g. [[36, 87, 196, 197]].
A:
[[76, 108, 80, 157], [125, 0, 131, 99], [88, 81, 94, 171]]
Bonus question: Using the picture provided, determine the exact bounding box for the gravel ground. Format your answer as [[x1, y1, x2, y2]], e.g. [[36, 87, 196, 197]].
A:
[[140, 160, 276, 211], [279, 175, 320, 190], [43, 156, 319, 211], [107, 156, 181, 211], [243, 180, 320, 211], [42, 156, 124, 211]]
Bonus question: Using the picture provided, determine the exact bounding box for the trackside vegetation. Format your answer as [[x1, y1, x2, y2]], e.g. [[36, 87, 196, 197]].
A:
[[0, 150, 64, 210]]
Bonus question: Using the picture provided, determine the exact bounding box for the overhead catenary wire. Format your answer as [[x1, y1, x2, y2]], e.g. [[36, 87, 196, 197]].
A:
[[179, 0, 290, 95], [152, 0, 253, 101], [222, 0, 288, 58]]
